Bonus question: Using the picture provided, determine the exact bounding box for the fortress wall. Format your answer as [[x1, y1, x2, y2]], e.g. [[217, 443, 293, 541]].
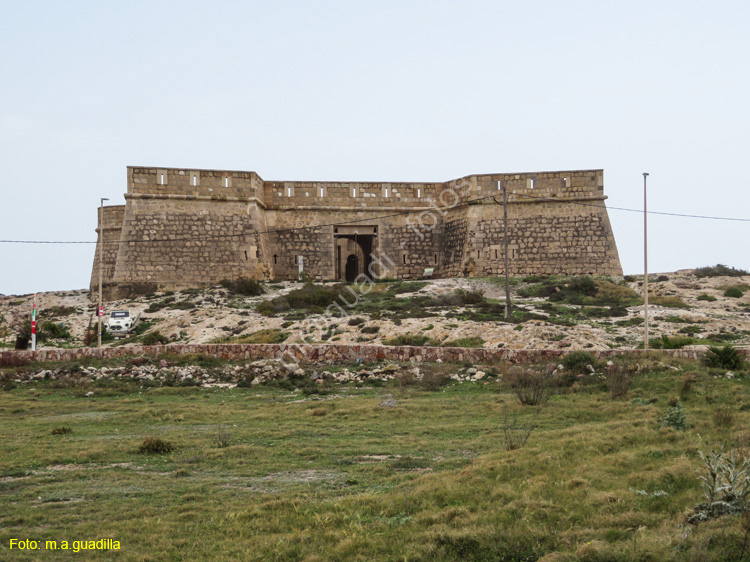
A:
[[111, 197, 269, 293], [466, 199, 622, 277], [92, 167, 622, 298], [129, 166, 264, 201], [263, 180, 444, 209], [89, 205, 125, 297]]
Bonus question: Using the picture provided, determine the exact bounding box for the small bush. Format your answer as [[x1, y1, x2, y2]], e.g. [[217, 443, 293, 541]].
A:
[[220, 278, 265, 296], [441, 337, 484, 348], [649, 295, 689, 308], [713, 405, 735, 429], [51, 426, 72, 435], [383, 334, 436, 346], [361, 326, 380, 334], [505, 366, 556, 406], [138, 437, 175, 454], [500, 407, 535, 450], [347, 317, 365, 326], [225, 329, 288, 344], [694, 264, 749, 278], [309, 408, 327, 417], [650, 335, 696, 349], [42, 322, 72, 340], [697, 293, 717, 302], [143, 331, 169, 346], [605, 364, 633, 399], [660, 403, 687, 430], [724, 286, 745, 298], [561, 351, 596, 375], [705, 345, 745, 370]]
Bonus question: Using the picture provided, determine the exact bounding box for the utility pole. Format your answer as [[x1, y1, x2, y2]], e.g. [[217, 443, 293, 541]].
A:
[[503, 184, 511, 320], [643, 173, 649, 350], [98, 197, 108, 349]]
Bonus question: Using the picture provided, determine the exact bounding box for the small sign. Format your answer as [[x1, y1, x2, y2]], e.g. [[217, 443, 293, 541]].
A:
[[423, 268, 434, 278], [99, 306, 104, 317], [298, 256, 304, 280]]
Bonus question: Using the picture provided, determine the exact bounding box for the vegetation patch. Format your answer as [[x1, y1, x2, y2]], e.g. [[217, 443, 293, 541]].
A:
[[219, 277, 265, 296], [694, 264, 749, 277]]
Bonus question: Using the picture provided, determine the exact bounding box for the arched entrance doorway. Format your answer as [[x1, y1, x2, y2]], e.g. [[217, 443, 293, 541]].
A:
[[345, 254, 359, 282]]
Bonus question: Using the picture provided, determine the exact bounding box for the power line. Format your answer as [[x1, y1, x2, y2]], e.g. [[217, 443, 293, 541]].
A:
[[0, 194, 748, 246]]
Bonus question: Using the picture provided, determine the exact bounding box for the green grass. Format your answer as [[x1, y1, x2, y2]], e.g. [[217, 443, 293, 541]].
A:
[[2, 356, 750, 560]]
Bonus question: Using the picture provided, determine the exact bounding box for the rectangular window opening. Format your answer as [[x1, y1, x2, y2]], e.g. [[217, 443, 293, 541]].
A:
[[402, 254, 406, 265], [287, 187, 292, 197], [225, 177, 229, 187], [434, 253, 437, 264], [495, 249, 498, 259], [192, 175, 197, 186], [384, 187, 389, 197], [160, 173, 164, 185], [530, 178, 535, 190], [320, 187, 324, 197], [417, 188, 421, 198], [352, 187, 357, 197], [497, 180, 502, 191]]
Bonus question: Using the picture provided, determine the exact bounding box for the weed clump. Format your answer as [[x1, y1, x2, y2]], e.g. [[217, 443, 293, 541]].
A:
[[688, 448, 750, 524], [51, 426, 72, 435], [660, 403, 687, 430], [724, 286, 745, 298], [505, 365, 556, 406], [138, 437, 175, 455], [697, 293, 717, 302], [143, 331, 169, 346], [441, 337, 484, 348], [383, 334, 437, 347], [220, 278, 265, 296], [694, 264, 749, 278], [605, 363, 634, 399], [561, 351, 596, 375], [256, 283, 347, 316], [704, 345, 745, 370]]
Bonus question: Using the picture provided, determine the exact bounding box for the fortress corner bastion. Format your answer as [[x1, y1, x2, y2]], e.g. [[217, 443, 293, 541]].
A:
[[90, 166, 623, 300]]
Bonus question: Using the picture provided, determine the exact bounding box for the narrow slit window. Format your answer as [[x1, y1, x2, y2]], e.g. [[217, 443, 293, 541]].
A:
[[417, 188, 421, 198], [352, 187, 357, 197], [495, 249, 498, 259], [497, 180, 502, 191], [244, 250, 248, 261], [273, 254, 278, 265], [477, 250, 481, 259], [287, 186, 292, 197], [402, 255, 406, 265], [384, 187, 389, 197], [225, 177, 229, 187], [160, 173, 164, 185], [434, 253, 437, 264], [192, 175, 197, 186], [320, 187, 324, 197], [530, 179, 535, 190]]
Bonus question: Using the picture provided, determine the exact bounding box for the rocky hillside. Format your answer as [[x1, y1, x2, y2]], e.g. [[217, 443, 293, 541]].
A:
[[1, 267, 749, 352]]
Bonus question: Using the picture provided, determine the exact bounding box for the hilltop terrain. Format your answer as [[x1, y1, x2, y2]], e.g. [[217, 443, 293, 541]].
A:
[[1, 267, 748, 352]]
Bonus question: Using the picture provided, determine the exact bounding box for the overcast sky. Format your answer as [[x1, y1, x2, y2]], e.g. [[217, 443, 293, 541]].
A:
[[1, 0, 748, 296]]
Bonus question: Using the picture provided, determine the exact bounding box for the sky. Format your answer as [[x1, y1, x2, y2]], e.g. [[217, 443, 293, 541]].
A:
[[1, 0, 749, 295]]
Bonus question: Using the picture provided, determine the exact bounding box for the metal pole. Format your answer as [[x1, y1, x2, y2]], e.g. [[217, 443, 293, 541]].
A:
[[503, 184, 511, 320], [643, 173, 649, 350], [98, 198, 108, 349], [31, 293, 37, 351]]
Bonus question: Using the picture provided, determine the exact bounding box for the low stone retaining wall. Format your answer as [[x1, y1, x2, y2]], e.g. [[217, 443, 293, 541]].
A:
[[0, 343, 718, 366]]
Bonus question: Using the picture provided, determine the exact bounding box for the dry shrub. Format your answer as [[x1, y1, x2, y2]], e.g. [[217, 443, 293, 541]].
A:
[[680, 372, 699, 401], [138, 437, 175, 455], [505, 365, 555, 406], [605, 363, 634, 399], [0, 353, 29, 368], [500, 407, 535, 450], [309, 408, 327, 417], [713, 405, 735, 429]]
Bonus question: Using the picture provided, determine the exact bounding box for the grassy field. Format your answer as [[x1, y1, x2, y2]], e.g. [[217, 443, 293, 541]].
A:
[[2, 354, 750, 561]]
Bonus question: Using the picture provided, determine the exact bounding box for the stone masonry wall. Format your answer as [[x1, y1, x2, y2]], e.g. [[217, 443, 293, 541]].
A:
[[1, 344, 727, 368], [89, 205, 125, 297], [93, 167, 622, 298], [111, 197, 268, 293]]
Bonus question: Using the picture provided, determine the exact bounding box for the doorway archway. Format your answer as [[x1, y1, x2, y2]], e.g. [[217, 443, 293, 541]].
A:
[[345, 254, 359, 282]]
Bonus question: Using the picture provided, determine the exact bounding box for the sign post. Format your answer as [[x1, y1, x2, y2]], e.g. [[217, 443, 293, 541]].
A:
[[31, 294, 37, 351]]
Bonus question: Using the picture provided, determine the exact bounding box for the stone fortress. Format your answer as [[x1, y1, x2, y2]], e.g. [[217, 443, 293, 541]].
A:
[[90, 166, 622, 300]]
